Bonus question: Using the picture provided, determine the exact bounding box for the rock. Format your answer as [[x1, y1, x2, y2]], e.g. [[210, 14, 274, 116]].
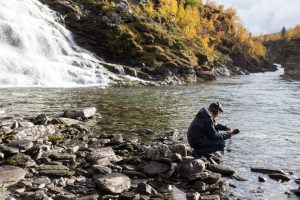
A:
[[33, 177, 51, 185], [49, 153, 76, 162], [187, 192, 200, 200], [230, 174, 248, 181], [62, 107, 97, 119], [200, 195, 220, 200], [110, 134, 124, 145], [39, 164, 74, 177], [258, 176, 267, 182], [123, 170, 147, 178], [177, 159, 205, 177], [138, 161, 170, 176], [25, 145, 43, 160], [187, 172, 221, 184], [0, 144, 19, 155], [191, 181, 207, 193], [142, 144, 170, 159], [291, 187, 300, 196], [0, 152, 4, 161], [295, 178, 300, 185], [119, 192, 140, 200], [23, 190, 49, 200], [85, 147, 117, 165], [211, 180, 230, 197], [207, 164, 235, 177], [268, 173, 290, 182], [91, 165, 112, 175], [0, 165, 27, 187], [8, 139, 33, 151], [33, 114, 49, 125], [250, 166, 286, 175], [137, 182, 158, 195], [15, 125, 56, 141], [157, 130, 179, 140], [169, 144, 187, 158], [94, 173, 131, 194], [51, 117, 81, 126], [76, 194, 99, 200], [5, 153, 36, 167]]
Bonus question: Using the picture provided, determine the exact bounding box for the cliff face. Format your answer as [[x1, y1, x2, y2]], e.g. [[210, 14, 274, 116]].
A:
[[265, 38, 300, 80], [40, 0, 276, 83]]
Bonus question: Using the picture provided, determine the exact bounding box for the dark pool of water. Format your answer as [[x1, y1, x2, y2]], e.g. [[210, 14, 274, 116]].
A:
[[0, 68, 299, 199]]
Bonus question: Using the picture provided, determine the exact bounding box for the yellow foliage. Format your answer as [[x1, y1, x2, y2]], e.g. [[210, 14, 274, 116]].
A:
[[144, 2, 155, 18], [176, 6, 200, 38], [159, 0, 178, 22]]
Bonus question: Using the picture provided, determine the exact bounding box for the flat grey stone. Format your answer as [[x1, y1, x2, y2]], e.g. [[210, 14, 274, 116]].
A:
[[5, 153, 36, 167], [94, 173, 131, 194], [187, 172, 221, 184], [39, 164, 74, 177], [0, 144, 19, 155], [207, 164, 235, 177], [0, 165, 27, 187]]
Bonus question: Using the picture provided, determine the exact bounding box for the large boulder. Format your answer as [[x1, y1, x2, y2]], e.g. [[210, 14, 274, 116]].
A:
[[0, 165, 27, 187], [138, 161, 170, 176], [94, 173, 131, 194], [176, 159, 205, 177], [85, 147, 117, 165], [15, 125, 56, 141]]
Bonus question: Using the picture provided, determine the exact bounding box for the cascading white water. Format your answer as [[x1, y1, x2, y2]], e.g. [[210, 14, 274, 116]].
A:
[[0, 0, 118, 87]]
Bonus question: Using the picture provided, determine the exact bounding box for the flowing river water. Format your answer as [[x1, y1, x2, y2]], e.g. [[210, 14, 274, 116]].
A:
[[0, 68, 299, 199]]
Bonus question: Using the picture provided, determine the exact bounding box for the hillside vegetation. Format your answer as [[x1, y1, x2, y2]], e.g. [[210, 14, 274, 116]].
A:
[[42, 0, 275, 82]]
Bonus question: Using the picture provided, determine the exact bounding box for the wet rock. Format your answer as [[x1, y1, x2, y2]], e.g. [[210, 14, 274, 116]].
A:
[[188, 172, 221, 184], [251, 166, 286, 175], [177, 159, 205, 177], [187, 192, 200, 200], [25, 145, 43, 160], [250, 186, 264, 193], [295, 178, 300, 185], [191, 181, 207, 193], [85, 147, 117, 165], [33, 114, 49, 125], [8, 139, 33, 151], [0, 165, 27, 187], [15, 125, 56, 141], [62, 107, 97, 119], [290, 186, 300, 196], [258, 176, 267, 182], [5, 153, 36, 167], [207, 164, 235, 177], [123, 170, 147, 178], [210, 180, 229, 197], [157, 130, 179, 140], [0, 144, 19, 155], [268, 173, 290, 182], [200, 195, 220, 200], [119, 192, 140, 200], [39, 164, 75, 177], [138, 161, 170, 176], [169, 144, 187, 158], [99, 195, 119, 200], [110, 134, 124, 145], [0, 152, 4, 161], [51, 117, 81, 126], [94, 173, 131, 194], [91, 165, 112, 175], [230, 174, 248, 181], [137, 182, 158, 195]]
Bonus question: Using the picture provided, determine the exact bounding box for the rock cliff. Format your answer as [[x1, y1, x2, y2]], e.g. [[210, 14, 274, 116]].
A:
[[265, 38, 300, 80], [40, 0, 276, 83]]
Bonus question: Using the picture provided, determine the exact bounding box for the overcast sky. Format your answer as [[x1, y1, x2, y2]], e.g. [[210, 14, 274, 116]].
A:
[[212, 0, 300, 35]]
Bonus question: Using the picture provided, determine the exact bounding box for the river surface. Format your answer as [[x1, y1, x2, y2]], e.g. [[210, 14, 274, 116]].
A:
[[0, 68, 299, 199]]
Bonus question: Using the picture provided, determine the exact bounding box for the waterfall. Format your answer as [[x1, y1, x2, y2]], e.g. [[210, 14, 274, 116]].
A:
[[0, 0, 119, 87]]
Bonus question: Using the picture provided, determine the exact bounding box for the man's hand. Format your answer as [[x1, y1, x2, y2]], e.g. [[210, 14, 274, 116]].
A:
[[226, 127, 233, 133]]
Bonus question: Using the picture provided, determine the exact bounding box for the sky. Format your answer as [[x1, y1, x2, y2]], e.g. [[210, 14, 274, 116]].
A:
[[212, 0, 300, 35]]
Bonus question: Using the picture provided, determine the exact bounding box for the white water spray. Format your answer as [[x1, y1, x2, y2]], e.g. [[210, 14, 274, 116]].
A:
[[0, 0, 118, 87]]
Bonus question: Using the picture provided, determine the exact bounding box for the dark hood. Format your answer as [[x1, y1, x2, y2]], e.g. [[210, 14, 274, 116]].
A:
[[196, 107, 211, 118]]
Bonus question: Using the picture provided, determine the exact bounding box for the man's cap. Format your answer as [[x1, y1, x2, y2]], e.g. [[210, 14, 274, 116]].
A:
[[209, 102, 224, 113]]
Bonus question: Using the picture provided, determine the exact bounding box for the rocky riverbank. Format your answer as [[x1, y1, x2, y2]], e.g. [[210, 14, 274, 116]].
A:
[[0, 107, 245, 200], [38, 0, 276, 84]]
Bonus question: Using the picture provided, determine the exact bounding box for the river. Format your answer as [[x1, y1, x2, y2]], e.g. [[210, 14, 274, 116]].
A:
[[0, 68, 299, 199]]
